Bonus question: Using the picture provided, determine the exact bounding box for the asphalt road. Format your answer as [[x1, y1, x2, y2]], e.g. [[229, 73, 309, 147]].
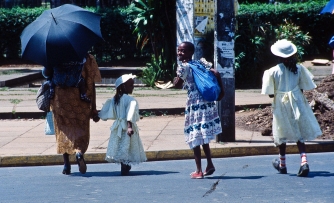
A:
[[1, 152, 334, 203]]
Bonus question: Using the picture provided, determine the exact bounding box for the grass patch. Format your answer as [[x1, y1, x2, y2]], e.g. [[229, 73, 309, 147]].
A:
[[0, 70, 22, 75], [0, 87, 9, 91], [10, 99, 23, 104], [28, 89, 38, 93]]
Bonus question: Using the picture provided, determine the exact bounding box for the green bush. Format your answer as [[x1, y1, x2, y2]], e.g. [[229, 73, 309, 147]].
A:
[[0, 6, 149, 65], [235, 0, 331, 88], [0, 1, 333, 89]]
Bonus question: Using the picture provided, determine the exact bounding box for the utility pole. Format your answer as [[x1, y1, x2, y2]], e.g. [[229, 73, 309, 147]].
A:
[[176, 0, 194, 45], [215, 0, 236, 142]]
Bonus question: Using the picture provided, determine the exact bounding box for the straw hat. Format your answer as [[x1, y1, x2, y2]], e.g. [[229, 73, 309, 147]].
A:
[[115, 74, 136, 88], [270, 39, 297, 58]]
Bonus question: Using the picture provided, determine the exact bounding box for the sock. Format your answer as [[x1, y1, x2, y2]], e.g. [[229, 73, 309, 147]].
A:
[[279, 154, 286, 168], [301, 153, 307, 166]]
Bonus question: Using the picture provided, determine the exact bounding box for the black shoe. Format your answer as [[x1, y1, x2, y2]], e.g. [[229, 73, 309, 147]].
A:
[[121, 163, 130, 176], [272, 159, 287, 174], [62, 164, 71, 175], [297, 163, 309, 177], [76, 152, 87, 174], [126, 164, 131, 172], [80, 94, 91, 103]]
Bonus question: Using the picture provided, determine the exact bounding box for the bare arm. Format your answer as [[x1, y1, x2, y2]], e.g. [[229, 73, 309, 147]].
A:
[[127, 121, 134, 137], [173, 76, 184, 89]]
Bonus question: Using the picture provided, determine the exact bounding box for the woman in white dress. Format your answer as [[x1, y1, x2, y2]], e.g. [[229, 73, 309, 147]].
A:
[[98, 74, 147, 175], [261, 39, 322, 177]]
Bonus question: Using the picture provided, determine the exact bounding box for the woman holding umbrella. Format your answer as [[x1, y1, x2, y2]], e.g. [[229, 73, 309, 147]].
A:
[[20, 4, 103, 174], [50, 53, 101, 175]]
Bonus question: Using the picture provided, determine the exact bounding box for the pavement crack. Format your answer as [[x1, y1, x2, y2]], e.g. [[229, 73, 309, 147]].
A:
[[145, 118, 172, 151], [202, 172, 226, 197]]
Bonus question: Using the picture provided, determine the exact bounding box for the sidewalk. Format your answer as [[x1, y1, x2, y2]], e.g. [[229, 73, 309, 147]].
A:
[[0, 62, 333, 167]]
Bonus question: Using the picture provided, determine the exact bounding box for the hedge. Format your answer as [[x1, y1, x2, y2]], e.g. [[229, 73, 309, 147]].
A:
[[1, 1, 333, 88]]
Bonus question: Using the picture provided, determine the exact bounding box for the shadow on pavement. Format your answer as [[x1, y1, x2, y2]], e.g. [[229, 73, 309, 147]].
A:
[[207, 175, 265, 180], [306, 171, 334, 178], [70, 170, 179, 177]]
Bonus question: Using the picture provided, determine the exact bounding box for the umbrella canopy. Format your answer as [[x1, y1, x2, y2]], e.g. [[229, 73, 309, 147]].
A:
[[320, 0, 334, 14], [21, 4, 103, 68]]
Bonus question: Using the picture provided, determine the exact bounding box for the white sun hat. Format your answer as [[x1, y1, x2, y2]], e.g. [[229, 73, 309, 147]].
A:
[[115, 73, 136, 88], [270, 39, 297, 58]]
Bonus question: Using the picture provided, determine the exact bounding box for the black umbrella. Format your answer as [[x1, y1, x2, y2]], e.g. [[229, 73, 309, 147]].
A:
[[20, 4, 103, 68]]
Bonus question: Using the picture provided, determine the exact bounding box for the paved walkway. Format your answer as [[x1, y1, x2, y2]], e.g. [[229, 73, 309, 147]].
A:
[[0, 61, 333, 167]]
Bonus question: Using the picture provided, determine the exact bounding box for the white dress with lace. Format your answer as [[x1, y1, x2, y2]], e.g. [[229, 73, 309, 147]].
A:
[[98, 94, 147, 165], [261, 63, 322, 146]]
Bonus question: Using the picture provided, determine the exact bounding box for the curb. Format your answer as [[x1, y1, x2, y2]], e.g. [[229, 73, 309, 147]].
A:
[[1, 142, 333, 167], [0, 104, 272, 119]]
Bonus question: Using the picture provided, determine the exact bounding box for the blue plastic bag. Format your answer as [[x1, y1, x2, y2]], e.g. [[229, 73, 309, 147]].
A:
[[45, 111, 55, 135], [188, 60, 221, 101]]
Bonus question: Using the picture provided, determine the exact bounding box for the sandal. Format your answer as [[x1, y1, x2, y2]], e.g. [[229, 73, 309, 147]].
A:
[[203, 167, 215, 176], [190, 171, 204, 179], [62, 164, 71, 175], [76, 152, 87, 174]]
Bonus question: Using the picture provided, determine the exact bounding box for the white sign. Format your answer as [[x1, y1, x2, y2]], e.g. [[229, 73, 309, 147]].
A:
[[218, 41, 234, 59]]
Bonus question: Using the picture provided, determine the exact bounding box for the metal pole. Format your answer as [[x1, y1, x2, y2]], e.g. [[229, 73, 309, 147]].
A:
[[215, 0, 236, 142]]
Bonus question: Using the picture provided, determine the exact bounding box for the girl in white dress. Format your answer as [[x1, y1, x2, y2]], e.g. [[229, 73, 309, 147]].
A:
[[98, 74, 147, 175], [261, 39, 322, 177]]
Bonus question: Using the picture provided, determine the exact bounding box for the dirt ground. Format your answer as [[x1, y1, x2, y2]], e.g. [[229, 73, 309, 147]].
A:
[[236, 74, 334, 140]]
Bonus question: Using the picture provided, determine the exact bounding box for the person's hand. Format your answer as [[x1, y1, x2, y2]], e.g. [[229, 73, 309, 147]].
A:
[[91, 109, 100, 122], [127, 127, 134, 137], [93, 115, 100, 122], [173, 76, 184, 89]]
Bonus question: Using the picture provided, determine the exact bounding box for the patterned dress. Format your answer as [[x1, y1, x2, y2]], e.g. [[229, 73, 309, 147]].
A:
[[98, 94, 147, 165], [50, 54, 101, 154], [177, 60, 222, 149], [261, 63, 322, 146]]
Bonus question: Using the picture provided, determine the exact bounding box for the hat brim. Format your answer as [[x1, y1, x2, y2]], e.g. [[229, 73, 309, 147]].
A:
[[271, 43, 297, 58]]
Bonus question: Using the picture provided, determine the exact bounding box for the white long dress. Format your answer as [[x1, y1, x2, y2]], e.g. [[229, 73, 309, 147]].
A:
[[98, 94, 147, 165], [261, 63, 322, 146]]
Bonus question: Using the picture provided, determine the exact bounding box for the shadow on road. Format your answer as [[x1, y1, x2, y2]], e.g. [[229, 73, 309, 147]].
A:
[[303, 171, 334, 178], [70, 170, 179, 177], [207, 175, 265, 180]]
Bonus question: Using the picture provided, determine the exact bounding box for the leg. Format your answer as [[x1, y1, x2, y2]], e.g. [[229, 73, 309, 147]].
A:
[[120, 162, 131, 176], [75, 150, 87, 174], [202, 144, 215, 176], [296, 141, 309, 177], [272, 143, 287, 174], [62, 153, 71, 175], [190, 146, 204, 179]]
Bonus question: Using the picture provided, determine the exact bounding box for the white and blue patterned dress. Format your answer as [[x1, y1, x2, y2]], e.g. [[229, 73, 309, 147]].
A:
[[177, 60, 222, 149]]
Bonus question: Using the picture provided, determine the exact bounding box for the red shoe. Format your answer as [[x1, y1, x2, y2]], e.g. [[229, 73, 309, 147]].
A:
[[190, 171, 204, 179]]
